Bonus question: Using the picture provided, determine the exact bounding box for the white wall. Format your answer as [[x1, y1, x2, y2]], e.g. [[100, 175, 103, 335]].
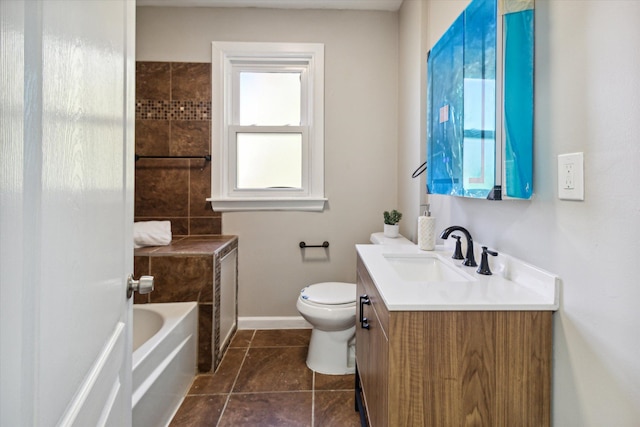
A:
[[136, 7, 398, 317], [396, 0, 424, 241], [396, 0, 468, 241], [423, 0, 640, 425]]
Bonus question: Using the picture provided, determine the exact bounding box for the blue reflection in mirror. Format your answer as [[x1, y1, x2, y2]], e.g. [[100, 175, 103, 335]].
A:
[[427, 0, 534, 200]]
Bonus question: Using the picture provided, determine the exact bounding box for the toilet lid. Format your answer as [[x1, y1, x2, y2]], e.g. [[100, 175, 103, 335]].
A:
[[300, 282, 356, 305]]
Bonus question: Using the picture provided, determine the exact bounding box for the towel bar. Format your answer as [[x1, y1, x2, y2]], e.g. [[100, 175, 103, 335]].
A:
[[135, 154, 211, 161]]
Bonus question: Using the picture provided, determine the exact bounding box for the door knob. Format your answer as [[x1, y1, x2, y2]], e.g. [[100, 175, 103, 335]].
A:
[[127, 275, 154, 299]]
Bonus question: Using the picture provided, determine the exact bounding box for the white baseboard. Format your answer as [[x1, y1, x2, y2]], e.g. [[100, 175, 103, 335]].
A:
[[238, 316, 312, 330]]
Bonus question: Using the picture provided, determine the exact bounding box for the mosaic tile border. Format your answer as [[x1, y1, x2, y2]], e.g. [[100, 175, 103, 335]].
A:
[[136, 99, 212, 121]]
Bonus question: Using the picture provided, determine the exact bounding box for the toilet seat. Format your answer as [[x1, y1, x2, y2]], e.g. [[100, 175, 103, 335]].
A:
[[300, 282, 356, 306]]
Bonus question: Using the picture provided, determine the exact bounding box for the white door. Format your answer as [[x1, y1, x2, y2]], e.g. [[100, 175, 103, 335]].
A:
[[0, 0, 136, 426]]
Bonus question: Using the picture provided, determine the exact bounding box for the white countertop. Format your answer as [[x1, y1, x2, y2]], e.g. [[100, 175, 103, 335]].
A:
[[356, 243, 559, 311]]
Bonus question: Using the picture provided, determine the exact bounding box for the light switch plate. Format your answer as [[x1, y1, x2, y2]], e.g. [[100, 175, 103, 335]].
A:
[[558, 152, 584, 200]]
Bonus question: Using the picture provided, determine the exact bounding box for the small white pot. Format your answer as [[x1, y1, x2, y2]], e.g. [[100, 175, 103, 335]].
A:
[[383, 224, 400, 238]]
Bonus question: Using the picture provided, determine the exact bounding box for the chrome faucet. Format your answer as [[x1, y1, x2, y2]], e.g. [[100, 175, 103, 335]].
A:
[[440, 226, 477, 267]]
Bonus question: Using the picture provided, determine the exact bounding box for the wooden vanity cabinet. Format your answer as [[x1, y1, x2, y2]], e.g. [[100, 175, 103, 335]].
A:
[[356, 255, 553, 427], [356, 256, 389, 427]]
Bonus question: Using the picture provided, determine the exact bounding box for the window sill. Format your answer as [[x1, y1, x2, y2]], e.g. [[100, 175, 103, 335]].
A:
[[207, 197, 327, 212]]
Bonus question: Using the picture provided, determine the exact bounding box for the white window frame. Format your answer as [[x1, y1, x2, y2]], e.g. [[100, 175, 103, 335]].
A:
[[208, 41, 326, 212]]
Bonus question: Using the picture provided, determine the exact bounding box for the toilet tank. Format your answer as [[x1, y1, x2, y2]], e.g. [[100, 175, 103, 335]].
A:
[[369, 232, 414, 245]]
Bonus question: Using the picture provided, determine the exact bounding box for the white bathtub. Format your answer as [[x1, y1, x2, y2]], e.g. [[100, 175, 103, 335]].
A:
[[132, 302, 198, 427]]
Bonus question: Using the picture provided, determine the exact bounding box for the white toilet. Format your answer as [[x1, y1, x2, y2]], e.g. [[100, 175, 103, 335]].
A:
[[297, 232, 413, 375], [297, 282, 357, 375]]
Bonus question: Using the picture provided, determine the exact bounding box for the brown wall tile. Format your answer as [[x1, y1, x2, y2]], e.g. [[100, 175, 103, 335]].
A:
[[169, 218, 190, 236], [136, 62, 170, 100], [199, 258, 214, 303], [135, 159, 190, 217], [149, 255, 212, 303], [189, 160, 215, 217], [190, 217, 222, 235], [198, 304, 213, 372], [135, 119, 171, 156], [135, 61, 220, 233], [134, 293, 149, 305], [134, 256, 150, 277], [172, 63, 211, 101], [171, 120, 210, 156]]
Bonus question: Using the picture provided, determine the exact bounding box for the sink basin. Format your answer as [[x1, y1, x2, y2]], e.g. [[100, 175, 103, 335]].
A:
[[383, 254, 473, 282]]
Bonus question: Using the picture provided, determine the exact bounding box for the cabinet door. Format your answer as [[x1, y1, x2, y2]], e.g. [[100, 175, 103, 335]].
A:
[[366, 309, 389, 427], [356, 260, 389, 427]]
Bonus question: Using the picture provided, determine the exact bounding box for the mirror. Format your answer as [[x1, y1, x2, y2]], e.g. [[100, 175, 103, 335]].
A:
[[427, 0, 534, 200]]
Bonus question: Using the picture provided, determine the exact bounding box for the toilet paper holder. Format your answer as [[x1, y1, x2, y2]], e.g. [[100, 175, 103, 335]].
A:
[[299, 241, 329, 249]]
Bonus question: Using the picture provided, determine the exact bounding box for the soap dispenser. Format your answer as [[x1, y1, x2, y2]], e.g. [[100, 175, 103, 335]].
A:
[[418, 204, 436, 251]]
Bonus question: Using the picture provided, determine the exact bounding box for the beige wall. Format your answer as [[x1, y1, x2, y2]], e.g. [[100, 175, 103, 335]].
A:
[[423, 1, 640, 425], [137, 7, 398, 317]]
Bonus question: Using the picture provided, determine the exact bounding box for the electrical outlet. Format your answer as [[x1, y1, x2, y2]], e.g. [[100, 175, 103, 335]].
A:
[[558, 152, 584, 200], [563, 163, 575, 189]]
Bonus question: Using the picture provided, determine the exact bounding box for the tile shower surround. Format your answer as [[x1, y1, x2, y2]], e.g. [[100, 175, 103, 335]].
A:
[[134, 236, 238, 373], [135, 61, 220, 235], [135, 62, 231, 373]]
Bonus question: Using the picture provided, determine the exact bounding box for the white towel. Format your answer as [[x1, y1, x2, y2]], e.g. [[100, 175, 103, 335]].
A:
[[133, 221, 172, 248]]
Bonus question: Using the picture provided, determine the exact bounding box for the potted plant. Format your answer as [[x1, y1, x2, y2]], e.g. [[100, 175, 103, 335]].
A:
[[383, 209, 402, 238]]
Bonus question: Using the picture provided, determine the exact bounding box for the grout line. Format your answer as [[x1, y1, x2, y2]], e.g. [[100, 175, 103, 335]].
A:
[[186, 392, 229, 397], [217, 330, 254, 425], [226, 390, 314, 396], [187, 155, 191, 233]]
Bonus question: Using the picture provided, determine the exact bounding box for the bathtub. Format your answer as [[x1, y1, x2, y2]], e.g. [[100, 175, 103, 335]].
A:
[[132, 302, 198, 427]]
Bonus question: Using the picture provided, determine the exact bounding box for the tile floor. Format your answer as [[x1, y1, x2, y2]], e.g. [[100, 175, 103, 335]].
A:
[[169, 329, 363, 427]]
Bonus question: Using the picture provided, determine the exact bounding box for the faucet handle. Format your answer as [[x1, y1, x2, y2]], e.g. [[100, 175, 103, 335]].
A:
[[451, 235, 464, 260], [477, 246, 498, 275]]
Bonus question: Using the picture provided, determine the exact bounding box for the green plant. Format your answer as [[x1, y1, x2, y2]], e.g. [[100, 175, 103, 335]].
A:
[[383, 209, 402, 225]]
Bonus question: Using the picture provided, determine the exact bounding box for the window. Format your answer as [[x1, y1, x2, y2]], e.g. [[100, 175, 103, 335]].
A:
[[208, 42, 326, 211]]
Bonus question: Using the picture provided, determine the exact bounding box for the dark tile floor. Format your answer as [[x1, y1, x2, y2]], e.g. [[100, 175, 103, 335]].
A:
[[169, 329, 363, 427]]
